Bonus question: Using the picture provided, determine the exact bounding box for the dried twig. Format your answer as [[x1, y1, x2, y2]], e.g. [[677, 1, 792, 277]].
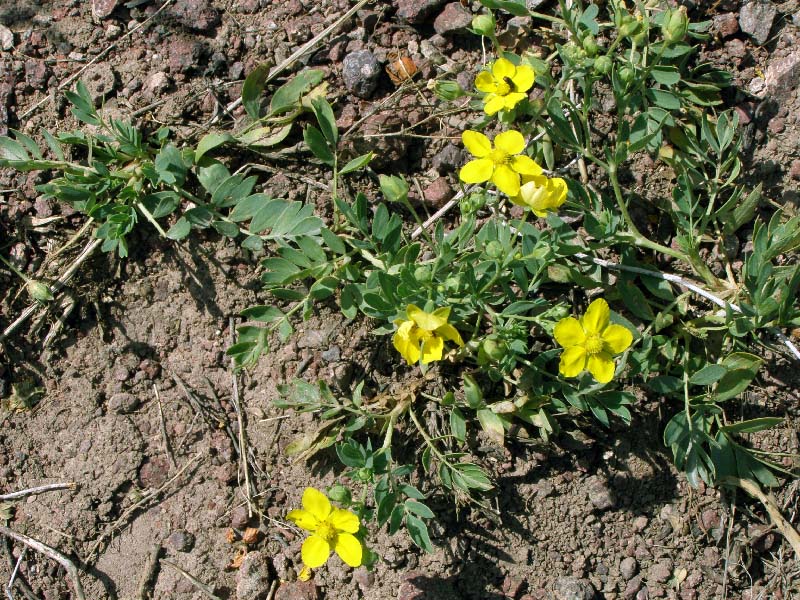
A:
[[229, 317, 254, 516], [154, 386, 176, 470], [720, 476, 800, 558], [0, 482, 76, 502], [2, 540, 36, 600], [6, 547, 25, 600], [0, 525, 85, 600], [161, 560, 221, 600], [136, 543, 162, 600]]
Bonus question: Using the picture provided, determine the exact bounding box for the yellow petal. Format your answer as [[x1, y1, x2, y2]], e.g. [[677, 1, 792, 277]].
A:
[[546, 177, 568, 207], [493, 130, 525, 155], [334, 533, 363, 567], [432, 306, 451, 321], [435, 323, 464, 347], [492, 57, 515, 80], [408, 304, 446, 331], [475, 71, 497, 93], [420, 335, 444, 364], [329, 508, 360, 534], [393, 320, 420, 364], [602, 323, 633, 354], [511, 64, 535, 91], [559, 345, 587, 378], [462, 130, 492, 158], [459, 158, 494, 184], [491, 164, 520, 196], [587, 352, 615, 384], [483, 94, 506, 115], [286, 509, 318, 532], [302, 487, 332, 522], [510, 155, 542, 176], [298, 566, 312, 581], [554, 317, 586, 348], [503, 92, 527, 110], [581, 298, 610, 335], [301, 534, 331, 569]]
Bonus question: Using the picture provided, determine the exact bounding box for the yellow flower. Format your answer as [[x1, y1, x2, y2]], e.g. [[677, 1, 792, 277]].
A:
[[510, 174, 568, 217], [393, 304, 464, 365], [286, 487, 363, 570], [475, 57, 535, 115], [459, 130, 542, 196], [554, 298, 633, 383]]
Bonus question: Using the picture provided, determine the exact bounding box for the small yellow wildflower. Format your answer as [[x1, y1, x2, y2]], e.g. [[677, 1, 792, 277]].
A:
[[554, 298, 633, 384], [510, 174, 568, 217], [393, 304, 464, 365], [475, 57, 535, 115], [286, 487, 362, 571], [459, 130, 542, 197]]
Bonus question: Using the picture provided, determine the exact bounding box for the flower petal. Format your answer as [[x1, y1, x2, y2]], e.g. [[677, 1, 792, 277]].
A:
[[301, 534, 331, 569], [286, 509, 318, 532], [334, 533, 363, 567], [511, 64, 535, 92], [459, 158, 494, 184], [559, 345, 587, 378], [581, 298, 610, 335], [302, 487, 332, 522], [503, 92, 527, 110], [554, 317, 586, 348], [475, 71, 497, 93], [602, 323, 633, 354], [587, 352, 616, 384], [329, 508, 360, 534], [408, 304, 446, 331], [483, 94, 506, 115], [491, 164, 520, 196], [510, 155, 543, 176], [494, 130, 525, 155], [435, 323, 464, 347], [462, 130, 492, 158], [492, 57, 516, 80], [393, 320, 420, 364], [420, 335, 444, 364]]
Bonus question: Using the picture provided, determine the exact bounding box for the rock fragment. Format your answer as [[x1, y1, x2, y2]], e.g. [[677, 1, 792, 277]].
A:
[[553, 576, 596, 600], [433, 3, 473, 35], [92, 0, 118, 20], [236, 551, 271, 600], [342, 50, 381, 98], [396, 0, 448, 24], [739, 1, 776, 45]]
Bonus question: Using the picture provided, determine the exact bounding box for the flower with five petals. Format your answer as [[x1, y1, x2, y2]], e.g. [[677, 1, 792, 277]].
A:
[[393, 304, 464, 365], [475, 58, 535, 115], [510, 173, 568, 217], [286, 487, 363, 571], [554, 298, 633, 383], [459, 130, 542, 197]]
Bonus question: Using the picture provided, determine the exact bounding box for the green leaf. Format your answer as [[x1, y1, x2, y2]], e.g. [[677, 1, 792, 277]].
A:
[[719, 417, 782, 435], [311, 97, 338, 145], [0, 136, 29, 162], [242, 63, 271, 119], [212, 220, 240, 237], [405, 514, 434, 553], [619, 281, 654, 321], [452, 463, 493, 491], [241, 305, 284, 323], [166, 216, 191, 240], [477, 409, 505, 445], [155, 144, 187, 186], [269, 69, 325, 115], [320, 227, 346, 254], [379, 174, 409, 203], [646, 88, 681, 110], [196, 160, 231, 195], [237, 123, 293, 148], [141, 191, 180, 219], [450, 407, 466, 443], [194, 133, 236, 163], [303, 125, 334, 166], [463, 374, 484, 409], [478, 0, 527, 17], [404, 500, 435, 519], [339, 152, 374, 175], [650, 66, 681, 86], [715, 352, 762, 401], [689, 365, 728, 386], [310, 276, 339, 300]]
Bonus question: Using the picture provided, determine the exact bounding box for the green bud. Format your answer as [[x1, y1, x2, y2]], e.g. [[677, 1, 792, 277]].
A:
[[561, 41, 586, 64], [594, 55, 613, 75], [27, 280, 53, 303], [429, 79, 466, 101], [355, 467, 373, 482], [414, 265, 432, 283], [618, 66, 635, 85], [327, 485, 352, 505], [631, 29, 648, 47], [662, 6, 689, 44], [618, 16, 641, 38], [582, 34, 599, 58], [479, 337, 508, 363], [471, 13, 496, 37], [484, 240, 504, 259], [444, 277, 459, 293]]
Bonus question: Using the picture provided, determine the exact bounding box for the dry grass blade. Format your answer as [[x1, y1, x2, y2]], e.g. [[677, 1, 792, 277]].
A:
[[0, 482, 76, 502]]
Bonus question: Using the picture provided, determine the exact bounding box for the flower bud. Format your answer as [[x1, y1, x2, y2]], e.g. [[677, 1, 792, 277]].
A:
[[471, 13, 496, 37], [484, 240, 504, 259], [429, 79, 465, 101], [27, 280, 53, 303], [414, 265, 432, 283], [661, 6, 689, 44], [618, 66, 635, 85], [618, 16, 641, 38], [479, 337, 508, 363], [594, 55, 613, 75], [582, 34, 599, 58], [327, 485, 352, 504]]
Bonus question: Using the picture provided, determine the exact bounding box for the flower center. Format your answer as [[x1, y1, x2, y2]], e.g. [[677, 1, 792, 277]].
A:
[[316, 521, 337, 544], [584, 334, 604, 356], [488, 148, 510, 165]]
